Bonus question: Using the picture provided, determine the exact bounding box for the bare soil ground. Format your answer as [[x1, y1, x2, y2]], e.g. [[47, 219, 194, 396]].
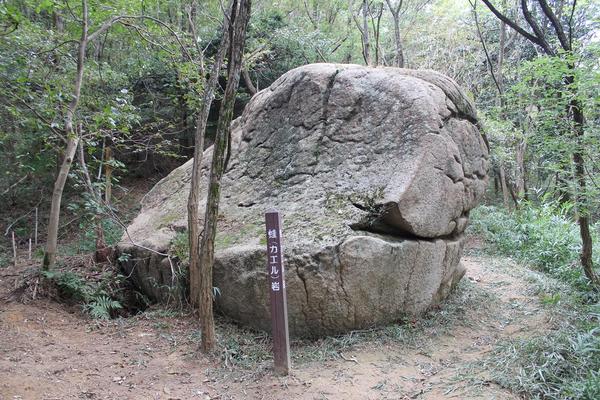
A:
[[1, 247, 549, 400]]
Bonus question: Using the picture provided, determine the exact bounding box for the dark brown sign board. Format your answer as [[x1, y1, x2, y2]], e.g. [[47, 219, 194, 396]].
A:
[[265, 210, 291, 375]]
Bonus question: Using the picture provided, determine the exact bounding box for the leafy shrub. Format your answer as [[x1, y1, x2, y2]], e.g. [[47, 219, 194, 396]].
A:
[[64, 218, 123, 255], [170, 231, 189, 265], [41, 269, 124, 319], [470, 202, 599, 290], [41, 270, 92, 301]]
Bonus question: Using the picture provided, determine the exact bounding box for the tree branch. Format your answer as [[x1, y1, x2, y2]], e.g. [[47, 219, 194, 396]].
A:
[[520, 0, 554, 55], [469, 1, 503, 96], [568, 0, 577, 49], [6, 93, 67, 143], [87, 15, 194, 63], [480, 0, 544, 47], [1, 174, 29, 197], [303, 0, 319, 29], [33, 40, 79, 56], [537, 0, 570, 51]]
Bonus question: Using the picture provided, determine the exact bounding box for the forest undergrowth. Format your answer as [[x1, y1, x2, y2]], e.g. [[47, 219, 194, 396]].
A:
[[470, 204, 600, 400]]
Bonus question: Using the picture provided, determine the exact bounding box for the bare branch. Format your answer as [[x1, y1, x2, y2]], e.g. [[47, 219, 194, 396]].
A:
[[87, 15, 126, 42], [520, 0, 554, 55], [119, 21, 176, 56], [480, 0, 545, 48], [568, 0, 577, 49], [86, 15, 194, 63], [469, 1, 503, 96], [8, 97, 66, 142], [32, 40, 79, 56], [537, 0, 570, 51], [303, 0, 319, 29], [1, 174, 29, 197]]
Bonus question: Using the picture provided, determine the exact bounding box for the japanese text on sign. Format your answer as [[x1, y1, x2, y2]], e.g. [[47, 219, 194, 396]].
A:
[[267, 230, 283, 290]]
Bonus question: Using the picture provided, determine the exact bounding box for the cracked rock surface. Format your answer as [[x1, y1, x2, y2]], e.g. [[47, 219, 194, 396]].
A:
[[118, 63, 489, 337]]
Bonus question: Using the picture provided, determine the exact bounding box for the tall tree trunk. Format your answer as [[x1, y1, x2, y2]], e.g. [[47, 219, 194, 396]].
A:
[[569, 77, 598, 284], [104, 144, 113, 204], [372, 3, 383, 66], [43, 137, 79, 269], [496, 0, 506, 107], [515, 139, 526, 198], [392, 13, 404, 67], [361, 0, 371, 65], [43, 0, 89, 270], [197, 0, 251, 353], [242, 66, 257, 96], [385, 0, 404, 67], [499, 164, 510, 210], [187, 4, 232, 308]]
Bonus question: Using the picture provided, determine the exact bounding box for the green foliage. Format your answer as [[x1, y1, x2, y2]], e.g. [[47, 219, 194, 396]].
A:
[[474, 204, 600, 399], [488, 305, 600, 400], [169, 231, 189, 265], [497, 47, 600, 211], [470, 203, 600, 290], [493, 328, 600, 399], [86, 295, 123, 320], [63, 218, 123, 256], [41, 270, 92, 301], [41, 268, 124, 319]]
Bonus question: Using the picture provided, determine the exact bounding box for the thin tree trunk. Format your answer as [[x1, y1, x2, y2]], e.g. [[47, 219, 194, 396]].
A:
[[499, 165, 510, 210], [344, 0, 354, 63], [494, 170, 500, 196], [197, 0, 251, 353], [77, 139, 108, 262], [187, 4, 232, 309], [569, 80, 598, 284], [496, 0, 506, 107], [385, 0, 404, 67], [53, 11, 64, 32], [43, 137, 80, 269], [372, 3, 383, 66], [361, 0, 371, 65], [242, 66, 257, 95], [104, 144, 113, 204], [515, 139, 526, 197], [392, 14, 404, 67], [43, 0, 89, 270]]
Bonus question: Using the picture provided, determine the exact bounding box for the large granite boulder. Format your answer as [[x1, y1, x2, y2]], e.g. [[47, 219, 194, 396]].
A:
[[118, 63, 489, 337]]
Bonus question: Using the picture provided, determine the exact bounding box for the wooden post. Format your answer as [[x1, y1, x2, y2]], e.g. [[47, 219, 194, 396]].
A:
[[34, 207, 38, 246], [264, 210, 291, 375], [11, 231, 17, 267], [28, 238, 32, 260], [104, 145, 112, 205]]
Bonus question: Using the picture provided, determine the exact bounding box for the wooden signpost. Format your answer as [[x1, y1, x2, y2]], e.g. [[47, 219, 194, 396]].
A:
[[264, 210, 291, 375]]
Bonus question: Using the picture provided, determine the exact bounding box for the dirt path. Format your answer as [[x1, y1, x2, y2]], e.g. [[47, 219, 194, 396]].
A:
[[1, 253, 548, 400]]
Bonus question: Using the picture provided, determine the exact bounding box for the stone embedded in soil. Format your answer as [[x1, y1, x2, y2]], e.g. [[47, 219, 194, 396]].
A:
[[118, 63, 489, 337]]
